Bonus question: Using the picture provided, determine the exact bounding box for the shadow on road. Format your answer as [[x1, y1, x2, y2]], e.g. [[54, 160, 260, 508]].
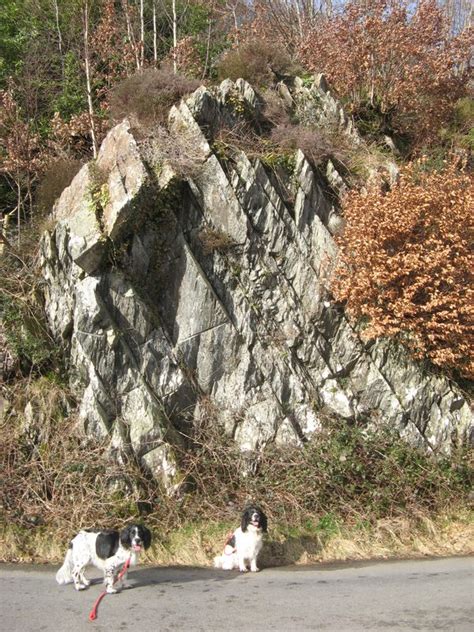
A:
[[128, 565, 239, 590], [260, 534, 322, 568]]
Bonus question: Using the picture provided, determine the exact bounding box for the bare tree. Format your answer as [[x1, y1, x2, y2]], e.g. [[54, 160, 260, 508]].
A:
[[153, 1, 158, 63], [253, 0, 326, 44], [202, 14, 213, 78], [52, 0, 65, 77], [83, 0, 98, 158], [0, 88, 44, 243], [140, 0, 145, 67], [439, 0, 473, 34], [172, 0, 178, 73], [121, 0, 141, 69], [157, 0, 191, 73]]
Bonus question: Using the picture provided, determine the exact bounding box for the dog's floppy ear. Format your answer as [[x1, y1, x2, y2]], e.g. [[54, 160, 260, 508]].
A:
[[260, 510, 268, 533], [241, 507, 251, 532], [141, 525, 152, 550], [119, 525, 133, 549]]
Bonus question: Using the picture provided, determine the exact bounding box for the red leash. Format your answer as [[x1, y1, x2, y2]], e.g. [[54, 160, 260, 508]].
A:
[[88, 557, 131, 622]]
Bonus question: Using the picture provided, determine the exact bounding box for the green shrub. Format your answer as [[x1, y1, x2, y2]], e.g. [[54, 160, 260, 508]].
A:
[[0, 295, 53, 373], [177, 410, 472, 526], [0, 222, 57, 375], [442, 96, 474, 153]]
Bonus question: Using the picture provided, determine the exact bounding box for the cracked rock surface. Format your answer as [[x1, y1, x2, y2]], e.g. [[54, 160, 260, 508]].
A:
[[40, 77, 472, 485]]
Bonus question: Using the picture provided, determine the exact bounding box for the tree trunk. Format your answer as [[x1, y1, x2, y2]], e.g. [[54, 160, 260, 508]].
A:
[[83, 0, 98, 158], [53, 0, 64, 78], [122, 0, 141, 70], [140, 0, 145, 68], [202, 17, 212, 79], [153, 1, 158, 64], [16, 178, 22, 246], [172, 0, 178, 73], [0, 211, 14, 256]]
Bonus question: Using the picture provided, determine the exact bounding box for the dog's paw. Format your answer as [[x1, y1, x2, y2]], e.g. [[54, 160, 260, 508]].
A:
[[239, 567, 248, 573], [106, 586, 118, 594], [250, 567, 260, 572], [74, 583, 88, 591]]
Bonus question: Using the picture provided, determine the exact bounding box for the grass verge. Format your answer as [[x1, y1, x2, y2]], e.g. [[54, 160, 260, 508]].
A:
[[1, 511, 472, 566], [0, 378, 472, 566]]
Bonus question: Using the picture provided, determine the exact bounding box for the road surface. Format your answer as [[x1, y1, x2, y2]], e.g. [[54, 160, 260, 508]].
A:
[[0, 556, 472, 631]]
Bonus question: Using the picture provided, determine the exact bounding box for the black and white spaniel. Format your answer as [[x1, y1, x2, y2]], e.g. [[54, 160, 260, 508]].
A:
[[214, 505, 268, 572], [56, 524, 152, 593]]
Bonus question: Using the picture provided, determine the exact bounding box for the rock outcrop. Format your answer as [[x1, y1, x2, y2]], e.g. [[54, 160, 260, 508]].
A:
[[40, 76, 472, 487]]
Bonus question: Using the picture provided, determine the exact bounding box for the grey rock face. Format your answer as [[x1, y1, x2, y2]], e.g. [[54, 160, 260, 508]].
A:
[[40, 78, 472, 486]]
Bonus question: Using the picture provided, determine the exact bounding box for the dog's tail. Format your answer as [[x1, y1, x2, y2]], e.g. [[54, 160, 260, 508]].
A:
[[213, 554, 224, 569], [214, 545, 237, 570], [56, 545, 74, 585]]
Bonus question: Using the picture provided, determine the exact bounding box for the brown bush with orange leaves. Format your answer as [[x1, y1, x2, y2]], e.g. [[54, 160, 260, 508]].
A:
[[298, 0, 472, 152], [332, 162, 474, 379]]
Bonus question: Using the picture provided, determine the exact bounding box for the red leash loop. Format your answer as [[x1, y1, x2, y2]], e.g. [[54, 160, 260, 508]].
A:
[[88, 557, 131, 622], [88, 590, 106, 622]]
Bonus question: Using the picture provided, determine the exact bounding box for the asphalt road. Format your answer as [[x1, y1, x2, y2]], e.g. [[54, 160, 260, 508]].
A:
[[0, 556, 472, 631]]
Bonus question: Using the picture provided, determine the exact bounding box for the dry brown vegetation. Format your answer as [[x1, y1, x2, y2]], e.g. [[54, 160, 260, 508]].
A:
[[0, 378, 162, 542], [332, 160, 474, 379], [197, 227, 237, 255], [298, 0, 472, 152], [212, 95, 351, 175], [180, 407, 472, 525], [35, 158, 83, 215], [109, 68, 200, 127], [0, 223, 57, 376], [1, 385, 472, 564], [216, 39, 298, 88], [270, 123, 351, 167], [138, 123, 205, 180]]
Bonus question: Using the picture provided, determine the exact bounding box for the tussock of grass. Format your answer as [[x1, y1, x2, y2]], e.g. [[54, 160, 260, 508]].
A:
[[315, 512, 474, 564]]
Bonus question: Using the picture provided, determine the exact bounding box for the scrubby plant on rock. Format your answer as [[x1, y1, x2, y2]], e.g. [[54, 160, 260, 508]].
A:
[[216, 39, 298, 89], [109, 68, 200, 127]]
